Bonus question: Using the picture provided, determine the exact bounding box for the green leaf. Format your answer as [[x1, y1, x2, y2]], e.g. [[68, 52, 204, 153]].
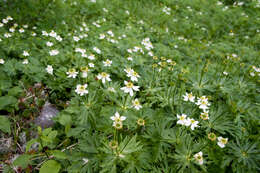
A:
[[40, 160, 61, 173], [26, 139, 38, 152], [58, 114, 72, 126], [13, 154, 32, 169], [0, 96, 17, 110], [0, 116, 11, 134], [48, 130, 58, 140], [8, 86, 23, 97], [51, 150, 67, 159]]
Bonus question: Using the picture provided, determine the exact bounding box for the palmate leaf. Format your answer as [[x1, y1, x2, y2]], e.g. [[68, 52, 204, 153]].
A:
[[143, 119, 172, 161], [118, 135, 142, 155], [222, 139, 260, 173], [207, 107, 241, 137]]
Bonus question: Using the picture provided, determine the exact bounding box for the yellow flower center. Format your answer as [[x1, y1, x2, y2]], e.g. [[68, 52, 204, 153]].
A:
[[79, 86, 85, 91], [81, 67, 89, 72], [134, 100, 139, 105], [133, 71, 138, 77], [101, 72, 108, 77], [180, 116, 185, 120], [201, 101, 207, 105], [69, 69, 76, 73], [114, 122, 123, 129], [126, 82, 133, 88], [221, 139, 227, 144]]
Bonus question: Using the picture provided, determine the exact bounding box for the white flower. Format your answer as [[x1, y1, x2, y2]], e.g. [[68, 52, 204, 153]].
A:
[[49, 50, 59, 56], [108, 87, 115, 92], [127, 57, 133, 61], [46, 65, 53, 75], [125, 10, 130, 15], [2, 18, 8, 24], [93, 47, 101, 54], [99, 34, 105, 39], [82, 158, 89, 165], [177, 114, 187, 125], [110, 112, 126, 123], [162, 6, 171, 15], [141, 38, 153, 50], [97, 72, 111, 84], [200, 111, 209, 120], [19, 28, 25, 33], [31, 32, 36, 36], [148, 52, 153, 57], [42, 31, 48, 36], [23, 51, 29, 57], [88, 54, 95, 60], [120, 81, 139, 97], [0, 23, 3, 27], [66, 69, 78, 78], [132, 99, 142, 110], [107, 30, 114, 37], [49, 30, 57, 37], [80, 67, 89, 78], [183, 92, 195, 102], [7, 16, 13, 21], [103, 8, 108, 12], [194, 152, 203, 165], [90, 0, 96, 2], [75, 84, 88, 96], [129, 71, 140, 82], [217, 137, 228, 148], [23, 24, 28, 28], [124, 68, 140, 82], [46, 41, 53, 47], [103, 59, 112, 67], [196, 96, 210, 111], [9, 27, 15, 32], [89, 63, 95, 68], [55, 35, 62, 41], [92, 22, 101, 28], [124, 68, 134, 75], [223, 71, 228, 75], [73, 36, 80, 42], [0, 59, 5, 64], [22, 59, 29, 64], [188, 118, 199, 130], [4, 33, 12, 38]]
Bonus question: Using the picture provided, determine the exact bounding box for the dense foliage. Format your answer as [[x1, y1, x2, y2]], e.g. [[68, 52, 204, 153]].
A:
[[0, 0, 260, 172]]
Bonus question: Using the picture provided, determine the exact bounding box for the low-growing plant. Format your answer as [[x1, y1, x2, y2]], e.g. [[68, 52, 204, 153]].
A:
[[0, 0, 259, 172]]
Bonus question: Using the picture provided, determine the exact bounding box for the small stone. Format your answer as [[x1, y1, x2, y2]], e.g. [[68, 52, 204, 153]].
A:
[[35, 102, 59, 129]]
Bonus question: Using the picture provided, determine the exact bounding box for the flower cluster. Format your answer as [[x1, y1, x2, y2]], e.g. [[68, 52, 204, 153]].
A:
[[176, 114, 199, 130], [208, 133, 228, 148], [110, 112, 126, 129]]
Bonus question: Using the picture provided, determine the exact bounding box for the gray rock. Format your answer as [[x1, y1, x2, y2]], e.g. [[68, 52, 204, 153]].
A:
[[34, 101, 59, 129]]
